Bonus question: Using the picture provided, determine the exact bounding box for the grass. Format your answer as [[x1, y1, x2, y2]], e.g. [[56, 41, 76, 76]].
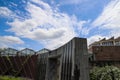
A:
[[0, 76, 30, 80]]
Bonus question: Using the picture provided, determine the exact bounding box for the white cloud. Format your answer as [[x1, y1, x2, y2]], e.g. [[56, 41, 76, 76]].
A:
[[6, 0, 87, 49], [0, 7, 13, 17], [0, 7, 20, 19], [87, 35, 106, 45], [0, 36, 24, 48], [10, 2, 17, 7], [1, 0, 120, 49], [60, 0, 87, 5], [92, 0, 120, 37]]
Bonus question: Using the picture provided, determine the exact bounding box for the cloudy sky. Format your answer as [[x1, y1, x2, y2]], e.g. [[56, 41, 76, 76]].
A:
[[0, 0, 120, 50]]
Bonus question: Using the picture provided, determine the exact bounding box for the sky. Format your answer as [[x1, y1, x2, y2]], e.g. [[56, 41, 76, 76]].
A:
[[0, 0, 120, 51]]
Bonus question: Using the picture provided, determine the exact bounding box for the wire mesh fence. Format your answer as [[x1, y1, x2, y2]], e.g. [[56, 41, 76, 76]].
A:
[[0, 54, 38, 80]]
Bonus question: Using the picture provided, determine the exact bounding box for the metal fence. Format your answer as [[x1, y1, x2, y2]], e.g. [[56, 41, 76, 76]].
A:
[[0, 55, 38, 80]]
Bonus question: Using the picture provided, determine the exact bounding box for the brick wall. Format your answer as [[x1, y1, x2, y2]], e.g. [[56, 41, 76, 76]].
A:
[[92, 46, 120, 61]]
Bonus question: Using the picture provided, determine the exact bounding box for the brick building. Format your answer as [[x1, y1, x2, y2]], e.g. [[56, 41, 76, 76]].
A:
[[89, 37, 120, 47], [89, 37, 120, 67]]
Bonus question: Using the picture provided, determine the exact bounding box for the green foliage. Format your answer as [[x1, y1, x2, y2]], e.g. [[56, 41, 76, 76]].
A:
[[0, 76, 27, 80], [90, 66, 120, 80]]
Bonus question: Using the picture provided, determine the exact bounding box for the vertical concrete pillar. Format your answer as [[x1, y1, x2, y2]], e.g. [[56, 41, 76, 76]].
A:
[[74, 38, 89, 80]]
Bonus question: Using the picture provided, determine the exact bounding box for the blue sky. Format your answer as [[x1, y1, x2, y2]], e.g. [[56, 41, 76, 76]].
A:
[[0, 0, 120, 50]]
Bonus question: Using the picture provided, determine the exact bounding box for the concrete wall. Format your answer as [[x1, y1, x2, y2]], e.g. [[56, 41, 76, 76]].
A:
[[74, 38, 89, 80], [37, 37, 89, 80]]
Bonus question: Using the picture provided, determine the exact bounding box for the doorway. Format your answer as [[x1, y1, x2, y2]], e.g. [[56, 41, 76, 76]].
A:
[[48, 57, 60, 80]]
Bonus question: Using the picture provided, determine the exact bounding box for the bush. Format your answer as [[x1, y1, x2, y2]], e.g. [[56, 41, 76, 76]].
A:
[[90, 66, 120, 80]]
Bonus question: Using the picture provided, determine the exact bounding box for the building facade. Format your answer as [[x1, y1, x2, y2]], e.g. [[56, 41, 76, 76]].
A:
[[89, 36, 120, 67], [89, 37, 120, 47], [0, 48, 18, 56], [18, 48, 35, 56]]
